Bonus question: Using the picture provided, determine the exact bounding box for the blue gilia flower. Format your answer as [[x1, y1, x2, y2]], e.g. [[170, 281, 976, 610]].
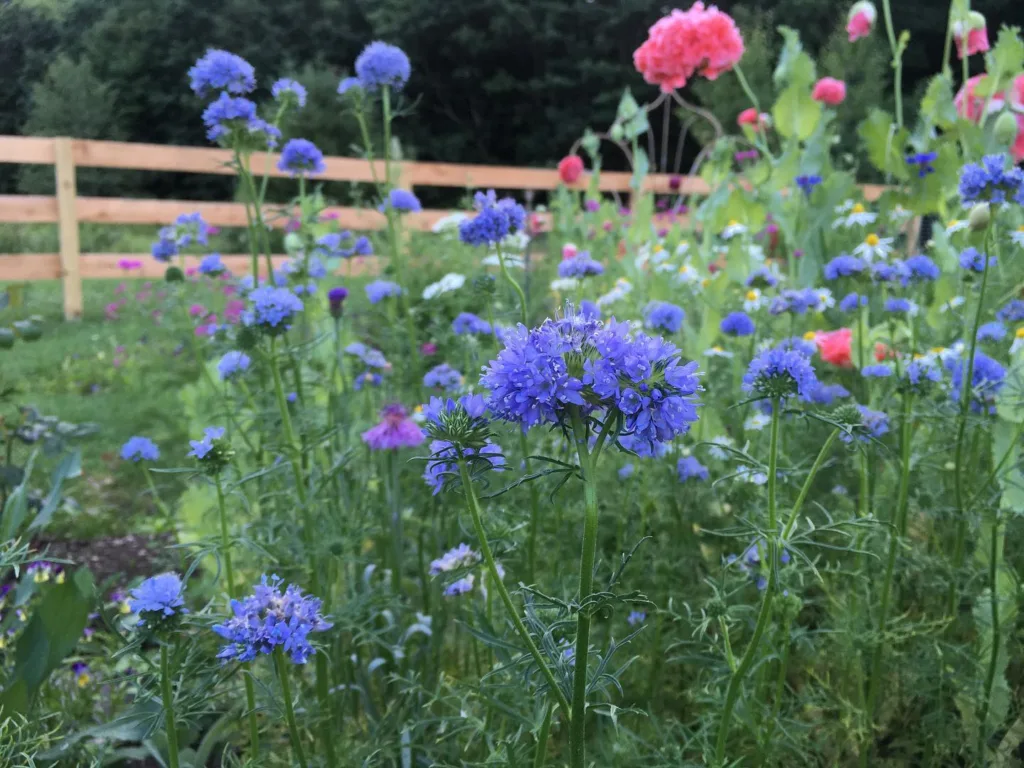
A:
[[902, 360, 942, 392], [841, 405, 889, 443], [424, 440, 504, 495], [365, 280, 403, 304], [558, 252, 605, 278], [677, 456, 709, 482], [906, 151, 938, 178], [213, 574, 332, 664], [198, 252, 225, 276], [823, 254, 866, 281], [742, 346, 819, 401], [189, 50, 256, 98], [977, 321, 1007, 342], [337, 77, 362, 96], [769, 288, 820, 316], [946, 351, 1006, 413], [838, 292, 868, 313], [379, 188, 422, 214], [151, 233, 178, 262], [745, 267, 779, 289], [884, 297, 916, 315], [458, 190, 526, 247], [202, 93, 256, 141], [618, 463, 635, 480], [354, 41, 411, 91], [188, 426, 227, 460], [345, 342, 388, 369], [720, 311, 756, 337], [353, 371, 382, 390], [129, 573, 187, 625], [998, 300, 1024, 322], [729, 539, 790, 590], [959, 247, 995, 273], [778, 336, 818, 357], [217, 350, 251, 380], [871, 261, 908, 284], [424, 363, 464, 391], [903, 254, 940, 283], [645, 301, 685, 334], [481, 308, 702, 447], [271, 78, 307, 108], [795, 174, 822, 195], [243, 286, 304, 332], [959, 154, 1024, 205], [452, 312, 492, 336], [580, 300, 602, 320], [861, 364, 893, 378], [809, 383, 850, 405], [121, 436, 160, 462], [277, 138, 326, 176], [627, 610, 647, 625]]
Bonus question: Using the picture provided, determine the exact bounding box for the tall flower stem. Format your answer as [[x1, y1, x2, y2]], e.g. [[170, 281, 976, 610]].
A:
[[274, 647, 310, 768], [215, 474, 260, 753], [567, 410, 602, 768], [143, 466, 173, 530], [456, 461, 570, 716], [387, 450, 404, 596], [977, 504, 1003, 761], [160, 644, 181, 768], [879, 0, 905, 128], [949, 230, 992, 616], [714, 397, 781, 765], [496, 242, 529, 327], [534, 700, 555, 768], [861, 392, 914, 766]]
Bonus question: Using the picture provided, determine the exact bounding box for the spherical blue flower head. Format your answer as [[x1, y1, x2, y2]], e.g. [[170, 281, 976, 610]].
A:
[[202, 93, 258, 141], [423, 439, 504, 495], [213, 574, 332, 665], [151, 234, 178, 262], [617, 433, 670, 458], [365, 280, 403, 304], [277, 139, 326, 177], [906, 152, 937, 178], [243, 286, 303, 334], [627, 610, 647, 625], [189, 50, 256, 98], [121, 436, 160, 462], [959, 247, 995, 273], [742, 346, 819, 401], [977, 321, 1007, 342], [885, 297, 914, 314], [769, 288, 819, 316], [795, 174, 822, 195], [645, 301, 685, 334], [677, 456, 709, 482], [199, 252, 225, 276], [958, 154, 1024, 205], [946, 351, 1006, 413], [353, 371, 382, 390], [809, 382, 850, 405], [618, 463, 635, 480], [839, 292, 868, 313], [174, 212, 211, 248], [345, 342, 388, 369], [720, 311, 756, 337], [188, 426, 226, 460], [458, 190, 527, 247], [745, 267, 779, 289], [271, 78, 307, 108], [354, 41, 411, 91], [379, 188, 422, 214], [337, 77, 362, 96], [841, 405, 889, 443], [903, 254, 940, 283], [778, 336, 818, 357], [354, 236, 373, 256], [823, 254, 866, 281], [423, 363, 464, 391], [861, 364, 893, 378], [902, 360, 942, 393], [998, 300, 1024, 323], [871, 261, 908, 284], [218, 350, 251, 380], [558, 253, 605, 278], [452, 312, 492, 336], [129, 573, 187, 626]]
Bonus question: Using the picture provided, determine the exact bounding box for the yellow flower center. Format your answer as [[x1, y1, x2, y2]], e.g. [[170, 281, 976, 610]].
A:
[[679, 265, 693, 274], [727, 219, 739, 227], [711, 346, 723, 353], [852, 203, 865, 214], [700, 278, 710, 288], [948, 220, 960, 228], [653, 244, 664, 252], [930, 346, 946, 354], [865, 233, 880, 247], [913, 353, 925, 360], [1017, 225, 1024, 233], [414, 405, 423, 413], [745, 290, 759, 301], [120, 602, 132, 615], [1016, 327, 1024, 339], [802, 331, 817, 341], [76, 673, 91, 688]]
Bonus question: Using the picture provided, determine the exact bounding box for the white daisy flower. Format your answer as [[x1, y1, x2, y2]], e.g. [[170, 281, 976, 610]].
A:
[[721, 219, 748, 240], [889, 205, 912, 223], [501, 231, 530, 251], [634, 242, 670, 270], [852, 233, 894, 262], [814, 287, 836, 311], [704, 345, 734, 359], [743, 288, 766, 312], [946, 219, 969, 236], [674, 242, 691, 257], [707, 436, 733, 461], [549, 277, 579, 292], [1011, 327, 1024, 354], [422, 272, 467, 300], [654, 261, 677, 274], [411, 405, 427, 424], [596, 278, 633, 308], [833, 202, 878, 229], [1011, 226, 1024, 247], [675, 262, 702, 286], [835, 199, 855, 214], [744, 412, 771, 431], [430, 212, 470, 234], [939, 296, 966, 313], [747, 244, 766, 262]]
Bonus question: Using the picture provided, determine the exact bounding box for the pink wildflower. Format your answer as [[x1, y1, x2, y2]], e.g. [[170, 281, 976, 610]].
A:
[[811, 77, 847, 106]]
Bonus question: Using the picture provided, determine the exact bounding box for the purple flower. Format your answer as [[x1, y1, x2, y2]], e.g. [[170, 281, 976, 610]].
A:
[[361, 404, 425, 450], [121, 436, 159, 462], [885, 297, 915, 314], [353, 371, 382, 390], [277, 139, 326, 176], [627, 610, 647, 625], [645, 301, 685, 334], [841, 405, 889, 443], [809, 383, 850, 405], [452, 312, 492, 336], [742, 345, 819, 401], [795, 174, 822, 195], [129, 573, 187, 625], [458, 190, 526, 247], [337, 77, 361, 96], [213, 574, 332, 664], [345, 342, 388, 369], [618, 463, 635, 480], [558, 253, 604, 278], [354, 41, 411, 91], [729, 540, 790, 590], [243, 286, 303, 332], [429, 543, 480, 574], [423, 363, 464, 391], [903, 360, 942, 392], [188, 50, 255, 98], [839, 292, 868, 313], [202, 93, 280, 148], [769, 288, 820, 316], [271, 78, 307, 107], [151, 234, 178, 262], [720, 311, 755, 337], [823, 254, 866, 281], [379, 188, 421, 214], [365, 280, 403, 304], [871, 261, 908, 284], [217, 350, 251, 380], [677, 456, 709, 482], [959, 247, 995, 273], [580, 300, 601, 320], [328, 286, 349, 318]]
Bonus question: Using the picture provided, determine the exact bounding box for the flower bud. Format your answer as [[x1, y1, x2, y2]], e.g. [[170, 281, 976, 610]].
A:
[[994, 110, 1019, 147], [609, 123, 624, 142], [968, 202, 991, 232], [165, 266, 185, 283], [0, 328, 14, 349], [13, 320, 41, 342], [327, 286, 349, 319], [284, 232, 303, 253]]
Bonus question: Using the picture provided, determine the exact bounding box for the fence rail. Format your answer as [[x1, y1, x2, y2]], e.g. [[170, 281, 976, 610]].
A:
[[0, 135, 890, 320]]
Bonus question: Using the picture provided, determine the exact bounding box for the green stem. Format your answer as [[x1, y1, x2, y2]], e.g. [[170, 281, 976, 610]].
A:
[[781, 428, 840, 540], [457, 461, 571, 716], [714, 398, 781, 765], [880, 0, 904, 128], [143, 466, 173, 530], [761, 614, 793, 756], [568, 409, 601, 768], [275, 648, 309, 768], [497, 241, 529, 326], [977, 507, 1002, 761], [160, 644, 180, 768], [524, 431, 542, 585], [732, 63, 775, 162], [387, 450, 404, 596], [534, 701, 555, 768]]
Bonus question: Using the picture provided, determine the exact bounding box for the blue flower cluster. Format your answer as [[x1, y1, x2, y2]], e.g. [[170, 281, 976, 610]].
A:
[[424, 363, 464, 391], [677, 456, 709, 482], [452, 312, 492, 336], [243, 286, 304, 332], [947, 351, 1006, 413], [742, 345, 819, 401], [795, 174, 822, 195], [769, 288, 820, 315], [870, 261, 907, 284], [729, 540, 790, 591], [218, 350, 251, 380], [380, 188, 422, 213], [809, 383, 850, 405], [189, 50, 256, 98], [458, 190, 526, 247], [746, 267, 780, 289], [121, 436, 160, 462], [277, 138, 326, 176], [315, 232, 372, 260], [199, 253, 225, 276], [998, 300, 1024, 322], [903, 360, 942, 392], [906, 152, 938, 178], [365, 280, 403, 304], [558, 253, 605, 278], [188, 426, 226, 460], [824, 254, 866, 281], [202, 93, 280, 148], [129, 573, 187, 626], [345, 342, 388, 369], [353, 41, 411, 91], [884, 297, 915, 314], [839, 293, 868, 313], [645, 301, 685, 334], [959, 247, 996, 273], [861, 364, 893, 378], [959, 154, 1024, 205], [720, 311, 756, 337], [481, 311, 702, 448], [903, 254, 940, 283], [271, 78, 307, 108], [977, 321, 1007, 342], [213, 575, 332, 664], [845, 405, 889, 443]]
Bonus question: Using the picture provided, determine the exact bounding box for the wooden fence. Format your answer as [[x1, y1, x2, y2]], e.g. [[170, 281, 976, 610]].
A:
[[0, 135, 889, 320]]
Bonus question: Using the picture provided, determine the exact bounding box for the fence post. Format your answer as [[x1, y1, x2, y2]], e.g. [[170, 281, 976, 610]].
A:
[[54, 137, 83, 321]]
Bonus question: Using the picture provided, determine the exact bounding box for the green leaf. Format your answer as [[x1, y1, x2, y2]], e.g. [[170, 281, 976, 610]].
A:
[[920, 75, 959, 130], [772, 84, 822, 141], [622, 109, 650, 141], [615, 89, 640, 123], [580, 128, 600, 160], [0, 451, 36, 541], [858, 109, 911, 181], [28, 448, 81, 532], [773, 26, 815, 88], [988, 26, 1024, 83]]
